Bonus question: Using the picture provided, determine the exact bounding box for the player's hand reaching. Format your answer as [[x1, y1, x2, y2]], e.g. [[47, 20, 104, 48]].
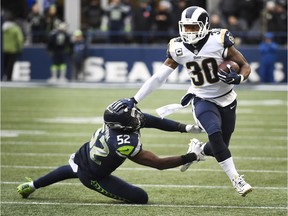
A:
[[117, 97, 138, 110], [218, 68, 243, 85]]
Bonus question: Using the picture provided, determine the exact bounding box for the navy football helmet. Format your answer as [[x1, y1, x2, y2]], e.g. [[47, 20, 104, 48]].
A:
[[104, 99, 145, 132], [179, 6, 210, 44]]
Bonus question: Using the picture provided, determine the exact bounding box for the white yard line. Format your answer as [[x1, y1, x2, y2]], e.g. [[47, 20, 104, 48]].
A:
[[1, 141, 287, 149], [1, 130, 287, 140], [1, 81, 287, 91], [1, 181, 287, 191], [1, 201, 287, 211], [1, 165, 287, 174], [0, 152, 287, 161]]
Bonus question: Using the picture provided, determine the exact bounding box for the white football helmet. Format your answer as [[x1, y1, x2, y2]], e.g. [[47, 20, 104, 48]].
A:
[[179, 6, 210, 44]]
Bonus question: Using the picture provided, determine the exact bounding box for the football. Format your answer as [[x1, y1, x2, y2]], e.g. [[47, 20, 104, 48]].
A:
[[218, 60, 240, 74]]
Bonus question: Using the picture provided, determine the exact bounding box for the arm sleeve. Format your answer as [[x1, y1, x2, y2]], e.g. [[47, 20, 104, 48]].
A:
[[134, 64, 174, 102], [142, 113, 184, 132]]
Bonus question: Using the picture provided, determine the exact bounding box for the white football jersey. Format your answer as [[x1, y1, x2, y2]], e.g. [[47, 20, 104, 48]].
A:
[[168, 29, 237, 107]]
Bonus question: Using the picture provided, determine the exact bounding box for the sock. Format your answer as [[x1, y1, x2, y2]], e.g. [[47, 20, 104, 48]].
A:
[[218, 157, 239, 181], [60, 70, 66, 79], [29, 182, 36, 190], [51, 71, 57, 79], [50, 65, 58, 78], [143, 113, 184, 132], [59, 64, 67, 79]]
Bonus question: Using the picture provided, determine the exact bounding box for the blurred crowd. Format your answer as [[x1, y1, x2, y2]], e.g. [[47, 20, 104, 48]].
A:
[[214, 0, 287, 45], [1, 0, 286, 82], [1, 0, 287, 46]]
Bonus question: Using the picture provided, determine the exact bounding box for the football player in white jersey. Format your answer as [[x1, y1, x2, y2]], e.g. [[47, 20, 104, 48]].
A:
[[119, 6, 252, 197]]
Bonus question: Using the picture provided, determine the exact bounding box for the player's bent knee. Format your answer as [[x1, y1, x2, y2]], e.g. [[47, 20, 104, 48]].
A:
[[135, 193, 148, 204], [131, 188, 148, 204]]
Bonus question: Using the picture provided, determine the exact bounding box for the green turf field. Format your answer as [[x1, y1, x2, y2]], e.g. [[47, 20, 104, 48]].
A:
[[1, 86, 287, 216]]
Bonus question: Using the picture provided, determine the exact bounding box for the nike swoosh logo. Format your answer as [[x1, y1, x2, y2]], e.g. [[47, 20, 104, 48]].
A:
[[230, 105, 236, 109]]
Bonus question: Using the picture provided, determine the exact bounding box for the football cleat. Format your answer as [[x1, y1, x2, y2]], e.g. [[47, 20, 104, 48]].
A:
[[17, 177, 35, 199], [180, 138, 205, 172], [232, 175, 252, 197]]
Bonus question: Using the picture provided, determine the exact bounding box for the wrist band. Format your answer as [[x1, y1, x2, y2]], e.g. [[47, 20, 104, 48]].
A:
[[181, 153, 197, 164]]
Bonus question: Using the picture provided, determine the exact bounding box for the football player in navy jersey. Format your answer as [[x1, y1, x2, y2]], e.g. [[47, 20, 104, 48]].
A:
[[119, 6, 252, 196], [46, 22, 72, 83], [17, 99, 203, 204]]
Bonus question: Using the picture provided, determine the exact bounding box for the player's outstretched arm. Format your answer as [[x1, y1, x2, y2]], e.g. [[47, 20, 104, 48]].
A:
[[130, 149, 197, 170], [119, 58, 179, 109], [142, 113, 202, 133], [133, 58, 178, 103]]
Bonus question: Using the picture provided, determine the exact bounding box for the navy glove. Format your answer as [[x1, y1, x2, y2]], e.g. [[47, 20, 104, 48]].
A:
[[117, 97, 137, 110], [217, 68, 243, 85]]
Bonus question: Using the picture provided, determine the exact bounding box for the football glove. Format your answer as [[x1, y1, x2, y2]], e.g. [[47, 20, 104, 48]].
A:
[[217, 68, 243, 85], [117, 97, 137, 110]]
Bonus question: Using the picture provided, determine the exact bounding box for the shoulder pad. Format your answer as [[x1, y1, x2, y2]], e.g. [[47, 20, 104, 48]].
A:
[[174, 37, 182, 43], [221, 29, 235, 48], [168, 37, 182, 46], [210, 28, 221, 33], [167, 37, 183, 58]]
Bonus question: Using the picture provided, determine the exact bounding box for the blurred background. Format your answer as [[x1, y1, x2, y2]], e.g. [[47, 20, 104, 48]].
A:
[[1, 0, 287, 83]]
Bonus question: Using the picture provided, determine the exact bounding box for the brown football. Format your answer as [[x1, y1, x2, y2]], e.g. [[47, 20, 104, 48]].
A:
[[218, 60, 240, 74]]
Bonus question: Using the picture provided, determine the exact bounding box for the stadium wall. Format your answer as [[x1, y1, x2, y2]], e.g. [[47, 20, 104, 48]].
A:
[[12, 46, 287, 83]]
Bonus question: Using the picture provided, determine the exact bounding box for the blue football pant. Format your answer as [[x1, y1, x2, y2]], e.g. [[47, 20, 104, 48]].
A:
[[33, 165, 148, 204], [193, 97, 237, 162], [77, 168, 148, 204]]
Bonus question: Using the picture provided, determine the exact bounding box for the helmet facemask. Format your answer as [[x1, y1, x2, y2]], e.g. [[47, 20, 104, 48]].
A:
[[104, 100, 145, 132], [179, 7, 210, 45]]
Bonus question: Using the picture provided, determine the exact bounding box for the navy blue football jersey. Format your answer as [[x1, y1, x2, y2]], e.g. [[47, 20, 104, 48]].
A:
[[47, 30, 71, 53], [75, 125, 142, 178]]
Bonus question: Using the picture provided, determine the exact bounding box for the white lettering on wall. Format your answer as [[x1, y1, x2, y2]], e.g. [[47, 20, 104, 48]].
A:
[[248, 62, 261, 82], [83, 58, 285, 83], [152, 62, 180, 83], [106, 62, 128, 82], [274, 63, 285, 82], [128, 62, 151, 82], [84, 57, 105, 82], [12, 61, 31, 81]]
